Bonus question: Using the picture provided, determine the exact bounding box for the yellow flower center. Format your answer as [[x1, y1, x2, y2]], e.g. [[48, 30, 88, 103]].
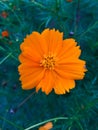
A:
[[40, 55, 55, 69]]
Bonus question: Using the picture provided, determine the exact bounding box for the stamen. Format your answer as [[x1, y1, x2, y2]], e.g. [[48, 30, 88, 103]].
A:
[[40, 55, 55, 69]]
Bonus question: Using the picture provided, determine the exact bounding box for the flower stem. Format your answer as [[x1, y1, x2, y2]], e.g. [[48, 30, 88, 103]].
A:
[[0, 115, 23, 130], [16, 92, 35, 110], [78, 21, 98, 40], [0, 53, 12, 65], [24, 117, 69, 130], [31, 0, 55, 12]]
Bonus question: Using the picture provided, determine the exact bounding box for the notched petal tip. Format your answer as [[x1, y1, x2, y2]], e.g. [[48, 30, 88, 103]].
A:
[[41, 28, 50, 35]]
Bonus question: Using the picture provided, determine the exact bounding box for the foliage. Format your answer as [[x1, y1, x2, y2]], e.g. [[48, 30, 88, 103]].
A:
[[0, 0, 98, 130]]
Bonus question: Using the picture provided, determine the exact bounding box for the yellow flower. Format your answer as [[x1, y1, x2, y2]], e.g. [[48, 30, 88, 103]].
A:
[[18, 29, 87, 95], [38, 122, 53, 130]]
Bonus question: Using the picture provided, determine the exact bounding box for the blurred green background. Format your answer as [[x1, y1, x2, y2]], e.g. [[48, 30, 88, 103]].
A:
[[0, 0, 98, 130]]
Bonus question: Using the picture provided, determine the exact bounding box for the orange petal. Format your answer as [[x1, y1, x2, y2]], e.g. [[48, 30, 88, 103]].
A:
[[36, 70, 54, 94], [38, 122, 53, 130], [18, 63, 43, 76], [55, 69, 85, 80], [38, 127, 47, 130], [19, 54, 41, 65], [56, 58, 86, 70], [20, 32, 44, 58], [44, 122, 53, 129], [19, 67, 45, 89], [58, 46, 81, 60], [54, 75, 75, 94], [20, 45, 42, 62], [54, 59, 86, 80], [57, 38, 79, 58], [41, 29, 63, 55], [30, 32, 48, 55]]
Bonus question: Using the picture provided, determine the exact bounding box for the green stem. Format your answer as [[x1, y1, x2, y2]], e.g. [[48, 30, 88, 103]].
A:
[[0, 53, 12, 65], [17, 92, 35, 109], [78, 21, 98, 40], [76, 120, 83, 130], [0, 115, 23, 130], [31, 0, 46, 9], [24, 117, 69, 130], [30, 0, 55, 13], [11, 54, 18, 61]]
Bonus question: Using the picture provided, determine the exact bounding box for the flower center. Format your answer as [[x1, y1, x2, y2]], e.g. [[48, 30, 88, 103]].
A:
[[40, 55, 55, 69]]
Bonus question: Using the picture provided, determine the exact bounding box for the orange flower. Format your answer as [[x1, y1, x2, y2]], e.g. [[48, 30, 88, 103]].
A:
[[2, 30, 9, 37], [1, 11, 8, 18], [18, 29, 87, 95], [38, 122, 53, 130]]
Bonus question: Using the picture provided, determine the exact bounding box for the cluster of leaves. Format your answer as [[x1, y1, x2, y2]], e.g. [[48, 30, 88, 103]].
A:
[[0, 0, 98, 130]]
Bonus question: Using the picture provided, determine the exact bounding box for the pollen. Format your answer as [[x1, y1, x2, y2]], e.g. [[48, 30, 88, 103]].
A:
[[40, 55, 56, 69]]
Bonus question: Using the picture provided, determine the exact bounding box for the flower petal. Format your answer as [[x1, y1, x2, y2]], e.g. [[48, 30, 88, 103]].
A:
[[19, 67, 45, 89], [57, 39, 81, 59], [20, 32, 45, 58], [44, 122, 53, 129], [58, 70, 84, 79], [54, 75, 75, 94], [19, 53, 41, 64], [38, 127, 47, 130], [41, 29, 63, 55], [55, 58, 86, 80], [36, 70, 54, 94]]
